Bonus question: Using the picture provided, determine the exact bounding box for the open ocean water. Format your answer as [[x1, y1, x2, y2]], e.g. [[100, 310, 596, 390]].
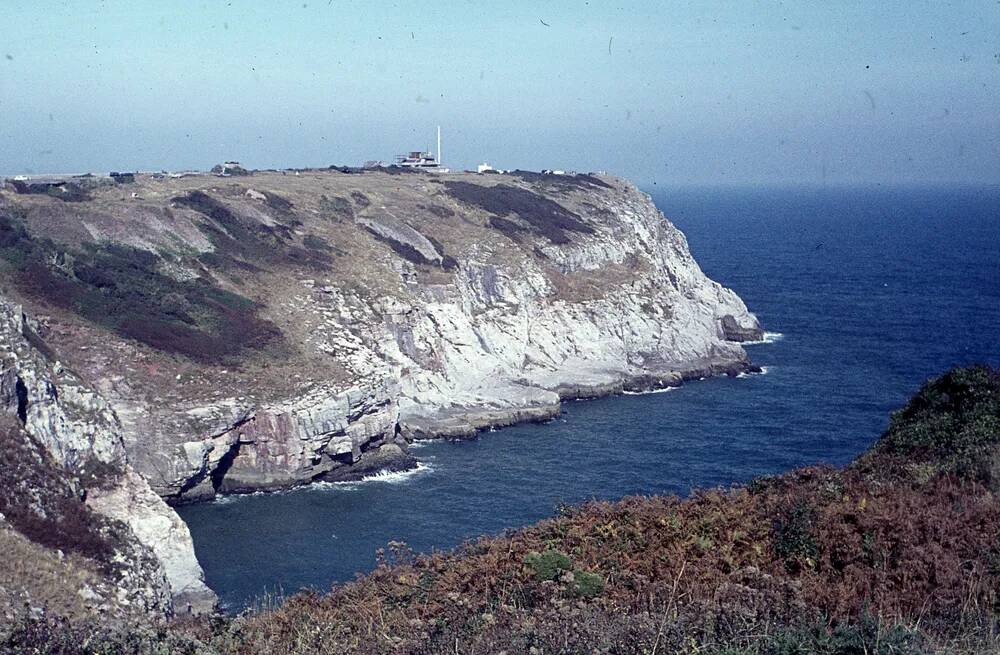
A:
[[177, 185, 1000, 611]]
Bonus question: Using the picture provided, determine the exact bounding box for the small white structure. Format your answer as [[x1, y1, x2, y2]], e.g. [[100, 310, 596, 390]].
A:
[[396, 126, 449, 173], [477, 162, 494, 174]]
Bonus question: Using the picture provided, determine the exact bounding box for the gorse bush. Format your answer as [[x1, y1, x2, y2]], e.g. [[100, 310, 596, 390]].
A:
[[523, 549, 572, 581], [570, 570, 605, 598], [773, 501, 820, 572], [444, 181, 594, 244]]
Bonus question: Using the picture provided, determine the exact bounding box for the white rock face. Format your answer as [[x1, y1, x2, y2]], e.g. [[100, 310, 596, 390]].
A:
[[3, 171, 760, 498], [0, 297, 216, 615], [116, 375, 402, 501], [367, 182, 761, 434], [86, 467, 214, 615], [0, 305, 125, 471]]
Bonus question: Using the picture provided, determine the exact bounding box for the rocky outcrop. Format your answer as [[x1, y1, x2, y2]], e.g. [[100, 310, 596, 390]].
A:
[[0, 297, 215, 615], [720, 314, 765, 343], [50, 372, 406, 509], [86, 468, 214, 614], [142, 379, 403, 502]]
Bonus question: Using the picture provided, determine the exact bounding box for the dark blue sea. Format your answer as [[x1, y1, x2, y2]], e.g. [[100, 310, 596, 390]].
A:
[[177, 185, 1000, 611]]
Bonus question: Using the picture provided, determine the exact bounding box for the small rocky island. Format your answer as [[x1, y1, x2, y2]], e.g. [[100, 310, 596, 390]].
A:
[[0, 167, 761, 619]]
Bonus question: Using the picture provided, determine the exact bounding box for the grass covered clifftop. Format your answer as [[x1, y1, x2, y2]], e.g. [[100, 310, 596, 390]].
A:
[[5, 365, 1000, 654]]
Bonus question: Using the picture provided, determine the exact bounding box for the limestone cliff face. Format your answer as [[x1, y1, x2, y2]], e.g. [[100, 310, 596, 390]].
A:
[[114, 377, 402, 501], [0, 169, 760, 507], [0, 298, 215, 615], [372, 181, 759, 435]]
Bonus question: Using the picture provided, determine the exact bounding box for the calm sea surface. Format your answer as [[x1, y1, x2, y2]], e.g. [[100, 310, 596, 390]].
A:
[[178, 185, 1000, 611]]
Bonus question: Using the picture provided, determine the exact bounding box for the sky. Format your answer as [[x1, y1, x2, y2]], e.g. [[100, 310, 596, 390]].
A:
[[0, 1, 997, 186]]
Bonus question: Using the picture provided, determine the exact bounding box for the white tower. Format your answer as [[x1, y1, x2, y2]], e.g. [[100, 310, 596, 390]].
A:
[[437, 126, 442, 165]]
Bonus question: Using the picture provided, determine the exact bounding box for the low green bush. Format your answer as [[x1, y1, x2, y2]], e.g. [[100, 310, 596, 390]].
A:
[[872, 365, 1000, 484], [773, 501, 819, 571], [523, 549, 572, 581], [571, 570, 604, 598]]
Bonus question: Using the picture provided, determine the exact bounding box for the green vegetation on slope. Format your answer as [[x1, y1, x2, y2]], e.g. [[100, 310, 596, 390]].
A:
[[0, 210, 280, 364], [3, 365, 1000, 654], [443, 181, 595, 245]]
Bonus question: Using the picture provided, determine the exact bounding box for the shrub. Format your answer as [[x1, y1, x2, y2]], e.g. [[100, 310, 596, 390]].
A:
[[523, 549, 572, 581], [765, 616, 927, 655], [319, 195, 354, 220], [508, 170, 613, 190], [417, 203, 455, 219], [302, 234, 332, 252], [175, 190, 294, 247], [0, 423, 117, 566], [350, 190, 371, 207], [365, 229, 435, 267], [262, 191, 294, 214], [869, 365, 1000, 484], [773, 501, 819, 571], [571, 570, 604, 598], [0, 614, 207, 655], [0, 212, 280, 363]]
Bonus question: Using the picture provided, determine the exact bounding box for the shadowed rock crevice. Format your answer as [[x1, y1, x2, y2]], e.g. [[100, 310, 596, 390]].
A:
[[210, 440, 242, 493], [14, 377, 27, 424]]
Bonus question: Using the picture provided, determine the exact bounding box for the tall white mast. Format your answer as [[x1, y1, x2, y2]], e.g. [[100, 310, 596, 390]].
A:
[[437, 126, 442, 165]]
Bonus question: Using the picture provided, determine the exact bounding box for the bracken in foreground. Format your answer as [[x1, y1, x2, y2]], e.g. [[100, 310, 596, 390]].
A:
[[4, 365, 1000, 654]]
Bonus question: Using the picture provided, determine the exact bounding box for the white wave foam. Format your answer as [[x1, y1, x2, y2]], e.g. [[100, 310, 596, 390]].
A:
[[407, 439, 435, 449], [206, 462, 434, 501], [744, 331, 784, 345], [623, 386, 679, 396], [315, 461, 435, 490]]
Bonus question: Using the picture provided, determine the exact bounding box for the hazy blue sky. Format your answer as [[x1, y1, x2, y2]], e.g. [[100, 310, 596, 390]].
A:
[[1, 1, 997, 185]]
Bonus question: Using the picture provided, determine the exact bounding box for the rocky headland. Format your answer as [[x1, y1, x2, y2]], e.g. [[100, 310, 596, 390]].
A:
[[0, 167, 760, 618]]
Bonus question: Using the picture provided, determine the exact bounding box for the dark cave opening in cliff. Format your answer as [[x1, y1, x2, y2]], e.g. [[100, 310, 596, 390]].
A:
[[14, 377, 28, 424], [210, 442, 241, 492]]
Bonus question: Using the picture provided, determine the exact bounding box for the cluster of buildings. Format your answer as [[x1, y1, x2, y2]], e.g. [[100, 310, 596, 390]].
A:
[[362, 127, 572, 177], [3, 127, 584, 188]]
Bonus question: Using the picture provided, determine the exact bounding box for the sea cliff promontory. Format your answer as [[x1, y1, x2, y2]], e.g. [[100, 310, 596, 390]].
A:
[[0, 167, 761, 617]]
